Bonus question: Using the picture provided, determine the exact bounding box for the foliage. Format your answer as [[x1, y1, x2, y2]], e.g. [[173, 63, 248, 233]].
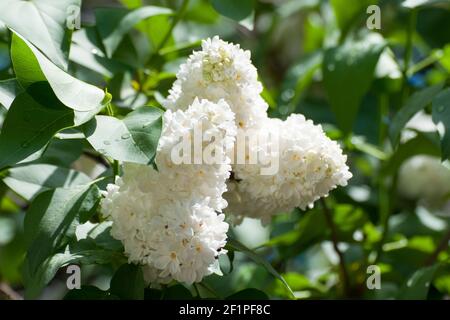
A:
[[0, 0, 449, 300]]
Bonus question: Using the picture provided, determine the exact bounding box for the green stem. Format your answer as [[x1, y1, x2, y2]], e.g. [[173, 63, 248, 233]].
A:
[[105, 101, 119, 179], [320, 198, 351, 297], [424, 228, 450, 266], [407, 50, 443, 76], [155, 0, 190, 54], [372, 93, 391, 265]]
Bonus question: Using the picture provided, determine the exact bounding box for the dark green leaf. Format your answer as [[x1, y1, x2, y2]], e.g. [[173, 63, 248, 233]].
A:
[[3, 163, 90, 201], [144, 288, 163, 300], [110, 263, 145, 300], [226, 238, 295, 298], [323, 34, 385, 133], [95, 6, 173, 57], [64, 285, 117, 300], [211, 0, 254, 22], [23, 184, 101, 278], [330, 0, 376, 36], [83, 106, 163, 164], [432, 87, 450, 160], [398, 264, 441, 299], [0, 84, 75, 170], [389, 83, 444, 146], [226, 288, 269, 300], [382, 132, 441, 175], [163, 284, 193, 300]]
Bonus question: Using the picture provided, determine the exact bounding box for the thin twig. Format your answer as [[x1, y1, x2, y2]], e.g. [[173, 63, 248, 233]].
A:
[[424, 228, 450, 266], [320, 198, 351, 297], [154, 0, 190, 54]]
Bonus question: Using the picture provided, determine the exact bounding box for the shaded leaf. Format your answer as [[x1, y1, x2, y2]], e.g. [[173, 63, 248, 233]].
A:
[[389, 83, 444, 147], [64, 285, 118, 300], [163, 284, 193, 300], [110, 264, 145, 300], [226, 288, 269, 300], [432, 87, 450, 160], [95, 6, 173, 57], [323, 33, 385, 133], [0, 83, 75, 170], [24, 184, 100, 261], [398, 264, 440, 299], [3, 163, 90, 201], [226, 238, 295, 298], [211, 0, 254, 22]]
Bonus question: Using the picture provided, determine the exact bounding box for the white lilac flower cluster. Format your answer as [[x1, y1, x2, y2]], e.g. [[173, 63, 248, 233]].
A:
[[102, 99, 235, 285], [102, 36, 351, 285], [166, 36, 352, 225], [227, 115, 352, 224]]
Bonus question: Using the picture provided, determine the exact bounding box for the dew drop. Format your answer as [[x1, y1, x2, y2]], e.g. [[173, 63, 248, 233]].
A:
[[97, 148, 106, 155], [103, 140, 111, 145], [121, 133, 131, 140]]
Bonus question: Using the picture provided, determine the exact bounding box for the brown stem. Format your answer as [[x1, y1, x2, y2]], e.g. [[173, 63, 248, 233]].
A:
[[424, 228, 450, 266], [320, 198, 351, 297]]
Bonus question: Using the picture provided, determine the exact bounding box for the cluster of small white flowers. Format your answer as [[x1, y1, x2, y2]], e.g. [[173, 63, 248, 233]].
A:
[[102, 36, 352, 285], [398, 155, 450, 208], [166, 36, 352, 225], [165, 36, 267, 130], [227, 115, 352, 224], [101, 99, 235, 284]]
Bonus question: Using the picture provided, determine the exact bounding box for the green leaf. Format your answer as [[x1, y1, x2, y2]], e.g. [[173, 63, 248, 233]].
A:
[[211, 0, 254, 22], [23, 223, 123, 299], [23, 184, 100, 276], [323, 33, 385, 133], [0, 79, 23, 110], [397, 264, 441, 299], [432, 87, 450, 160], [382, 132, 441, 175], [0, 0, 80, 70], [3, 163, 90, 201], [95, 6, 173, 58], [83, 106, 163, 165], [11, 32, 108, 114], [163, 285, 193, 300], [226, 238, 295, 298], [144, 288, 163, 300], [330, 0, 376, 36], [23, 250, 76, 299], [0, 83, 75, 170], [226, 288, 269, 300], [64, 286, 118, 300], [110, 264, 145, 300], [389, 83, 444, 147], [70, 28, 132, 78], [277, 51, 322, 115]]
